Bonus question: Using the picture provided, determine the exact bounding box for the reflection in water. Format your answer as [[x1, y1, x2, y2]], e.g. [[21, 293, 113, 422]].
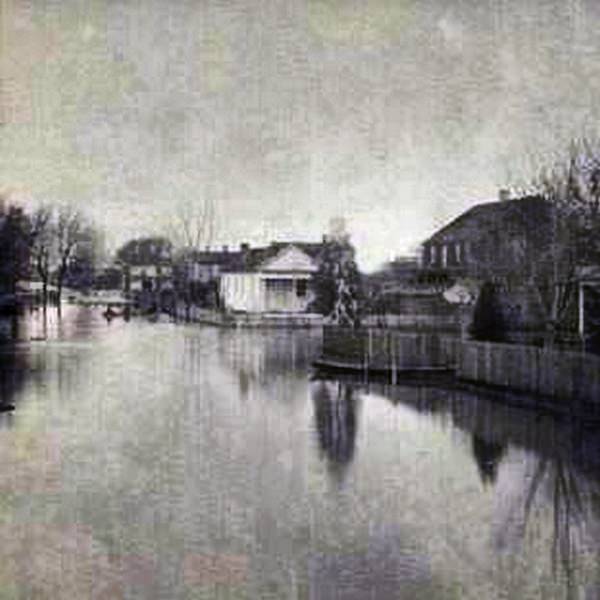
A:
[[0, 316, 28, 411], [0, 314, 19, 342], [308, 524, 431, 600], [471, 434, 506, 486], [311, 380, 359, 476], [331, 377, 600, 597], [500, 451, 593, 598], [221, 329, 322, 387], [0, 315, 599, 598]]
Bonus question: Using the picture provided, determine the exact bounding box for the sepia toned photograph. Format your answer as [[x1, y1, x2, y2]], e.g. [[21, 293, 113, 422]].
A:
[[1, 1, 600, 598]]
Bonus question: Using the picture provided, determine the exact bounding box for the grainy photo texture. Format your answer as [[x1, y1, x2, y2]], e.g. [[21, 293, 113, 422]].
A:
[[1, 1, 600, 598]]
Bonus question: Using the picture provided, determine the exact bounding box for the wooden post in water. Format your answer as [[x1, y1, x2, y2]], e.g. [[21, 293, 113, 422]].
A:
[[391, 332, 397, 385]]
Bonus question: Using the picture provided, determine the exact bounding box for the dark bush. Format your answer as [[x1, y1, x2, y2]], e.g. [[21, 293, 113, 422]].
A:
[[469, 282, 506, 342]]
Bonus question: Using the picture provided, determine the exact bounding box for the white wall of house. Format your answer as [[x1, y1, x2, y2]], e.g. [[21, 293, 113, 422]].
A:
[[220, 273, 313, 313], [219, 244, 318, 313]]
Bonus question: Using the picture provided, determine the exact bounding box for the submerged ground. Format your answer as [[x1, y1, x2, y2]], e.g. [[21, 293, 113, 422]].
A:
[[0, 306, 598, 599]]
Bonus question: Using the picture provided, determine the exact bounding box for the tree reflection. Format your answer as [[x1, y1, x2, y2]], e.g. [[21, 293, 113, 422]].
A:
[[0, 317, 28, 412], [496, 435, 600, 597], [311, 380, 359, 477], [523, 455, 587, 593], [471, 434, 506, 486]]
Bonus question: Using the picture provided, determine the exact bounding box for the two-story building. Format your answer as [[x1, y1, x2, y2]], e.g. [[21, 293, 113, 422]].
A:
[[116, 237, 174, 308], [420, 191, 551, 281], [419, 191, 556, 338]]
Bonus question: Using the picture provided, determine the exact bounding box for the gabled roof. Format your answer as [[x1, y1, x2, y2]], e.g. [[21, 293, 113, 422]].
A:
[[260, 244, 320, 272], [423, 195, 550, 244], [181, 241, 325, 273], [244, 242, 323, 271]]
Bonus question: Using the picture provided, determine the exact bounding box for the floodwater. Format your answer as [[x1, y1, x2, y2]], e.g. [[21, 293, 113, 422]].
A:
[[0, 306, 599, 599]]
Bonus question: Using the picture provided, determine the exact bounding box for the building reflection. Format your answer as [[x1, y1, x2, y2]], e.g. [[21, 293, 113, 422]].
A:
[[470, 433, 506, 486], [218, 329, 322, 384], [321, 375, 600, 593], [26, 305, 101, 341], [311, 380, 360, 477]]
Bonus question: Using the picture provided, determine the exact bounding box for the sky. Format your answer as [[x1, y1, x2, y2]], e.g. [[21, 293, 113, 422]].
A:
[[1, 0, 600, 271]]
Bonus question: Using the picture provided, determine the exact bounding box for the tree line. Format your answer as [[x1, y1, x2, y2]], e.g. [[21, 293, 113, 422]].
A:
[[0, 198, 96, 309]]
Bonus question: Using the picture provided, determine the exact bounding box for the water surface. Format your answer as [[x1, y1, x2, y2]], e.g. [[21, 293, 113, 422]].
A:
[[0, 306, 599, 599]]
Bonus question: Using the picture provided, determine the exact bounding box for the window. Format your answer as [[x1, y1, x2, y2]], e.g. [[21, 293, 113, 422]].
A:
[[455, 242, 462, 264], [296, 279, 308, 298], [265, 278, 293, 292]]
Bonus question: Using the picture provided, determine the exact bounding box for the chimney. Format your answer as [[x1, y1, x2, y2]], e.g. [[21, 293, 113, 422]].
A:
[[240, 243, 249, 253], [498, 188, 511, 202], [222, 245, 228, 253], [205, 245, 210, 252]]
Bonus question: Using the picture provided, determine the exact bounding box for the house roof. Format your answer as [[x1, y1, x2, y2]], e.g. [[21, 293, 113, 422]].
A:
[[180, 249, 246, 271], [182, 241, 324, 273], [423, 195, 550, 244], [243, 242, 323, 271]]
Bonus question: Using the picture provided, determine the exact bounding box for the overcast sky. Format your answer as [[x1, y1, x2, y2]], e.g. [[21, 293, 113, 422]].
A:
[[1, 0, 600, 270]]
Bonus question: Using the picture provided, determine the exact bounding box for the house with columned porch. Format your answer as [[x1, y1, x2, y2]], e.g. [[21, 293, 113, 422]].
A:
[[219, 242, 323, 315]]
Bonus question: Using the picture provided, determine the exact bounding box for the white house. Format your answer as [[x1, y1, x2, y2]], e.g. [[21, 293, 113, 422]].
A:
[[220, 243, 320, 313]]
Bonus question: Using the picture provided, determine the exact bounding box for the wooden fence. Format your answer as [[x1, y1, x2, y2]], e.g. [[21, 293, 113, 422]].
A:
[[321, 327, 459, 371], [321, 327, 600, 408], [457, 341, 600, 408]]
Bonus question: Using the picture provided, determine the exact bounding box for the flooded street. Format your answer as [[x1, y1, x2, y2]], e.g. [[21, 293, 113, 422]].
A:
[[0, 306, 599, 599]]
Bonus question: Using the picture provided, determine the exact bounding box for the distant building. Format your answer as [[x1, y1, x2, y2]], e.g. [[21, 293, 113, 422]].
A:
[[364, 255, 459, 331], [420, 192, 550, 280], [418, 192, 560, 339], [93, 265, 124, 291], [176, 245, 246, 285], [219, 242, 324, 314], [366, 255, 421, 294], [116, 237, 174, 306]]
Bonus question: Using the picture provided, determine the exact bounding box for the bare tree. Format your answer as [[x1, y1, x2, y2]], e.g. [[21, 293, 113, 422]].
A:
[[54, 207, 83, 306], [29, 207, 53, 308], [28, 205, 84, 308], [167, 197, 217, 251], [166, 197, 218, 316], [520, 139, 600, 345]]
